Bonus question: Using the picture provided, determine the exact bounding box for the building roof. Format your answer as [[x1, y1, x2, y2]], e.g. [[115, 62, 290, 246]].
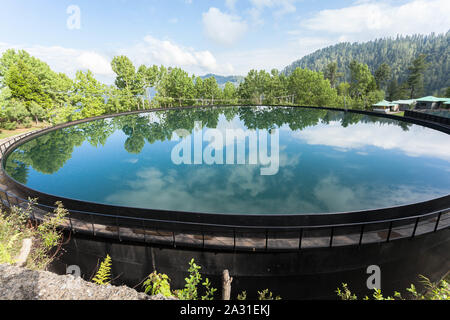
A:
[[392, 99, 416, 105], [373, 100, 396, 107], [416, 96, 450, 102]]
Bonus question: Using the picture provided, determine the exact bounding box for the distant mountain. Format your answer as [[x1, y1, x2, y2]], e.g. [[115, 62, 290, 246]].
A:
[[200, 74, 244, 88], [283, 32, 449, 96]]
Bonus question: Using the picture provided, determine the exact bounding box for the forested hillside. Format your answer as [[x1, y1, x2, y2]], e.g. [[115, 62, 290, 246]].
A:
[[283, 32, 449, 96], [200, 74, 244, 88]]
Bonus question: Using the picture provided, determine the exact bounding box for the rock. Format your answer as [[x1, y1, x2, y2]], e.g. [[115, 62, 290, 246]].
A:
[[0, 264, 175, 300]]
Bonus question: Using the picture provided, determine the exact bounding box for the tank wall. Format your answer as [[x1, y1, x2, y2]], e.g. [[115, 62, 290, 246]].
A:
[[52, 228, 450, 300]]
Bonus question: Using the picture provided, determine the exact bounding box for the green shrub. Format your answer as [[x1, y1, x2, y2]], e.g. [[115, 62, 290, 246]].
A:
[[92, 254, 112, 285], [3, 121, 17, 130], [143, 259, 217, 300], [143, 271, 172, 297], [336, 275, 449, 300], [0, 199, 67, 270]]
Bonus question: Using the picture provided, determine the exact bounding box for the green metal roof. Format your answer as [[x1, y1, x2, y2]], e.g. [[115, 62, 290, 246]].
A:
[[372, 100, 393, 107], [392, 99, 416, 105], [416, 96, 449, 102]]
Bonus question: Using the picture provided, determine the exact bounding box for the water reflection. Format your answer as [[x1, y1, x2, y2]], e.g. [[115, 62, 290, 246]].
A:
[[4, 106, 450, 214]]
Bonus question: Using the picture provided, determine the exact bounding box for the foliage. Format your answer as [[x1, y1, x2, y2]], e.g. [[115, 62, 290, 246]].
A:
[[143, 271, 173, 297], [0, 199, 67, 270], [336, 275, 449, 300], [175, 258, 218, 300], [406, 54, 429, 98], [142, 259, 217, 300], [335, 283, 357, 300], [257, 289, 282, 300], [237, 291, 247, 300], [36, 201, 68, 249], [287, 68, 337, 106], [324, 62, 343, 88], [283, 32, 449, 96], [92, 254, 112, 285]]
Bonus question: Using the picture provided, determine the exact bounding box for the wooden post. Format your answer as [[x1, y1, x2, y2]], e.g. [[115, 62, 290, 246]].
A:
[[222, 269, 233, 300]]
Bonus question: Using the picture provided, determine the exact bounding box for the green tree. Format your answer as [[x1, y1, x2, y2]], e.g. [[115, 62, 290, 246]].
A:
[[28, 101, 45, 124], [374, 63, 391, 90], [349, 60, 377, 99], [3, 99, 30, 124], [238, 69, 271, 104], [202, 77, 221, 105], [222, 82, 237, 105], [324, 62, 343, 88], [287, 68, 337, 106], [406, 54, 429, 98], [157, 67, 195, 107], [71, 70, 107, 119]]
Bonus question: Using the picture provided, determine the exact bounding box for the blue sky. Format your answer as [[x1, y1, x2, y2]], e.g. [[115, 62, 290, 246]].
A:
[[0, 0, 449, 83]]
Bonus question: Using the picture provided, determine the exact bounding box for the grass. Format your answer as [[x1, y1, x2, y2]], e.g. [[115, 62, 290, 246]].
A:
[[0, 122, 49, 140], [0, 201, 67, 270], [392, 111, 404, 117]]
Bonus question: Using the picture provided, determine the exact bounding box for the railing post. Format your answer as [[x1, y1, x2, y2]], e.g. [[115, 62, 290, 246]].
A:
[[265, 229, 269, 251], [412, 217, 420, 238], [116, 217, 121, 241], [202, 232, 205, 249], [359, 224, 365, 246], [233, 229, 236, 251], [298, 229, 303, 250], [386, 221, 393, 242], [172, 231, 176, 248], [90, 214, 95, 236], [434, 212, 442, 232], [329, 227, 334, 247], [142, 220, 147, 242]]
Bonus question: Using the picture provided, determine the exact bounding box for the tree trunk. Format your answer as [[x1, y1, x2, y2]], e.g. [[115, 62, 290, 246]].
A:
[[222, 269, 233, 300]]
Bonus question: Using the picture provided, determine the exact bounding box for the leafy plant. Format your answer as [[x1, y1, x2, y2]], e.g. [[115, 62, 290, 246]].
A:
[[0, 233, 21, 264], [336, 275, 449, 300], [257, 289, 281, 300], [159, 259, 218, 300], [336, 283, 357, 300], [143, 271, 172, 297], [237, 291, 247, 300], [201, 277, 217, 300], [92, 254, 112, 285]]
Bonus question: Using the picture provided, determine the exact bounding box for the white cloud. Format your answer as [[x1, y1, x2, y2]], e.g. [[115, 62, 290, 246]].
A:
[[76, 51, 113, 76], [248, 0, 297, 24], [119, 35, 233, 74], [202, 7, 248, 46], [0, 43, 113, 80], [302, 0, 450, 41], [294, 121, 450, 161]]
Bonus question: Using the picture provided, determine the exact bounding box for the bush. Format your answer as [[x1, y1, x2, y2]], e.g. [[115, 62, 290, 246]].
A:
[[3, 121, 17, 130], [142, 258, 217, 300], [4, 99, 30, 124], [0, 199, 67, 270], [336, 275, 449, 300]]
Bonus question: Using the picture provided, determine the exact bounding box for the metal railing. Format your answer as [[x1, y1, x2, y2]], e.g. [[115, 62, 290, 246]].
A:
[[1, 109, 449, 252], [0, 184, 448, 252]]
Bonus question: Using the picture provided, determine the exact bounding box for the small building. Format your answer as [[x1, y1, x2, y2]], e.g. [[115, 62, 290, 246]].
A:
[[372, 100, 399, 113], [392, 99, 416, 111], [415, 96, 450, 109]]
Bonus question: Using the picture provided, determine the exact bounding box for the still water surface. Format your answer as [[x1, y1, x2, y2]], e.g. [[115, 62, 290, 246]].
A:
[[5, 107, 450, 214]]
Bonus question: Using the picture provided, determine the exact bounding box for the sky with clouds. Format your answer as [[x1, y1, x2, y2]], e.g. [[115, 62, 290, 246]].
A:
[[0, 0, 449, 83]]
